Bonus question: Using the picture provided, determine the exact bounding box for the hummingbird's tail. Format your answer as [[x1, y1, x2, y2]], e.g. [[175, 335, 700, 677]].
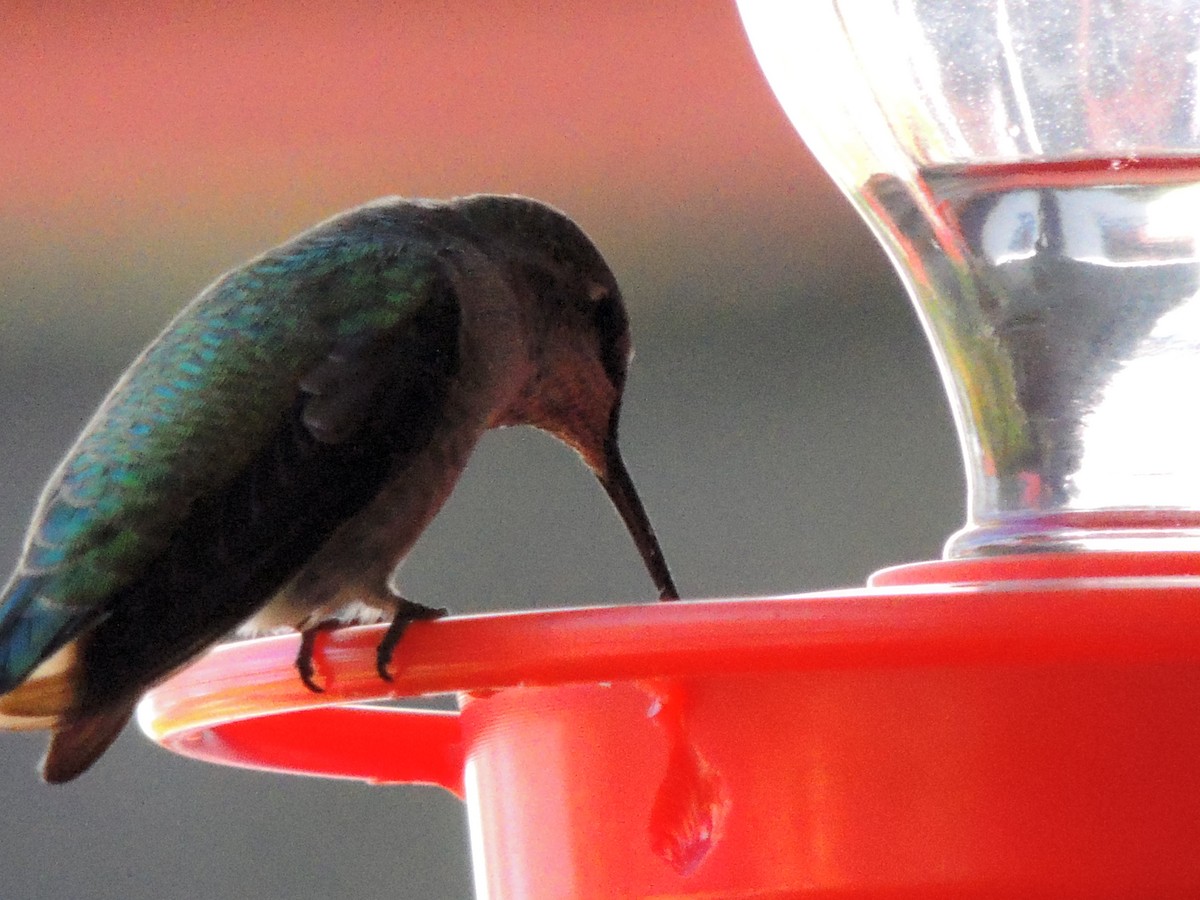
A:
[[40, 702, 135, 784], [0, 576, 132, 782], [0, 640, 79, 730], [0, 576, 84, 728]]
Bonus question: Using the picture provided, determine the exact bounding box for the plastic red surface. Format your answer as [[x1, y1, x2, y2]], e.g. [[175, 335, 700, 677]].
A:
[[137, 552, 1200, 897]]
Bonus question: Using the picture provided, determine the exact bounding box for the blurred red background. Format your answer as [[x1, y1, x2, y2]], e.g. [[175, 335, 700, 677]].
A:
[[2, 2, 821, 262]]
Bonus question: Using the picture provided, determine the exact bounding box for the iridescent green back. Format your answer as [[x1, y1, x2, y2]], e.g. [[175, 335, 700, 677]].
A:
[[12, 203, 439, 616]]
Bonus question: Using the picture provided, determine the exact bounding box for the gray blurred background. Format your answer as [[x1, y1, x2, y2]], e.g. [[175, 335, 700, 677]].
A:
[[0, 3, 960, 897]]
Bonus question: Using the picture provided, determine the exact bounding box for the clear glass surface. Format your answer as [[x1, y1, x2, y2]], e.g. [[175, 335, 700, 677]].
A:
[[739, 1, 1200, 555]]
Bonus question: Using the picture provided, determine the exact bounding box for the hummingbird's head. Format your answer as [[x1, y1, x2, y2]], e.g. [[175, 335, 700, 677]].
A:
[[464, 194, 678, 600], [469, 195, 631, 468]]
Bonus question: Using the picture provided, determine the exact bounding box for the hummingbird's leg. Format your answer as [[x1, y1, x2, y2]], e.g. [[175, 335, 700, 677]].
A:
[[376, 598, 448, 682], [296, 619, 343, 693]]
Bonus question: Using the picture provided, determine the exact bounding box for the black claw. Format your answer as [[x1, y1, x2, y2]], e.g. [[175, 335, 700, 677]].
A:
[[375, 599, 448, 682], [295, 620, 341, 693]]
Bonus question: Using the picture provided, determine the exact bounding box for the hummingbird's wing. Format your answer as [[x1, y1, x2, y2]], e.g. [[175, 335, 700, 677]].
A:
[[0, 211, 461, 702]]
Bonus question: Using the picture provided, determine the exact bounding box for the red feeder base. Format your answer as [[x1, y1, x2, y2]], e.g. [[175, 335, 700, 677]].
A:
[[138, 553, 1200, 898]]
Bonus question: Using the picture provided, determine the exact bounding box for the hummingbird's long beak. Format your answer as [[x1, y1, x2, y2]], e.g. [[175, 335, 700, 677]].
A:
[[596, 434, 679, 601]]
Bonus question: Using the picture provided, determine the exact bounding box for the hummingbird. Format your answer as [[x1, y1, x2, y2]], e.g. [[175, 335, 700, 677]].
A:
[[0, 194, 678, 783]]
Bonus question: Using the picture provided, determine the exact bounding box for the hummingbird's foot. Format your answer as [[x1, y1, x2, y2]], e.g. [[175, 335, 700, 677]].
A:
[[296, 619, 342, 693], [376, 598, 448, 682]]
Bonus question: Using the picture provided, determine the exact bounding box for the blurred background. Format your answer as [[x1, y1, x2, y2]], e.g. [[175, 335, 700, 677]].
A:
[[0, 2, 960, 897]]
